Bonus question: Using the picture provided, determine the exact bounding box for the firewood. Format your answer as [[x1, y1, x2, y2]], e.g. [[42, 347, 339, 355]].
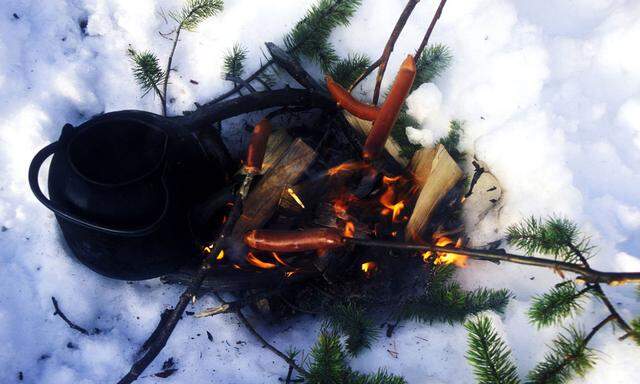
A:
[[261, 128, 293, 173], [231, 139, 317, 243], [405, 144, 462, 240]]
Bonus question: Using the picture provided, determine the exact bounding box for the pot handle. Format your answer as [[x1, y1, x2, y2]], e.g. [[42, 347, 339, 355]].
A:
[[28, 141, 170, 237]]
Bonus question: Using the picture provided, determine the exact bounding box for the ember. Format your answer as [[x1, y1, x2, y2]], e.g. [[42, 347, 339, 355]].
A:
[[423, 236, 466, 267]]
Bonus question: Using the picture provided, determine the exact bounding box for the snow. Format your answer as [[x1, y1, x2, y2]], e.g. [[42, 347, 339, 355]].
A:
[[1, 0, 640, 383]]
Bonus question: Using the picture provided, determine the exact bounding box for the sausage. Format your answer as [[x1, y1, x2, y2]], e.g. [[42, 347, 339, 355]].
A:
[[362, 55, 416, 160], [325, 76, 380, 121], [245, 118, 272, 173], [244, 228, 345, 252]]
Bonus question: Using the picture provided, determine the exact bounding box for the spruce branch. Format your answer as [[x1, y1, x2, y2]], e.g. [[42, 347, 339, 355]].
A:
[[465, 316, 520, 384], [330, 54, 372, 88], [127, 48, 165, 102], [525, 317, 613, 384], [528, 283, 591, 328], [327, 302, 379, 356], [629, 317, 640, 346], [436, 119, 464, 162], [305, 327, 350, 383], [223, 43, 248, 80], [401, 282, 510, 325], [169, 0, 224, 32], [350, 369, 407, 384], [414, 43, 452, 90], [284, 0, 362, 72]]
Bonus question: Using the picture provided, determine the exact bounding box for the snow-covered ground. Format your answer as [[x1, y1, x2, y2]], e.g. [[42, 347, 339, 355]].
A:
[[2, 0, 640, 382]]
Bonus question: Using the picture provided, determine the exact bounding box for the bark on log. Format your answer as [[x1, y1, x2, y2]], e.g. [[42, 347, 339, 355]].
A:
[[405, 144, 462, 240]]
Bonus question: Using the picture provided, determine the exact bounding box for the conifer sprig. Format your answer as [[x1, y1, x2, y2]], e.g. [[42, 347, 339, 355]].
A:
[[465, 316, 520, 384], [402, 282, 511, 325], [630, 317, 640, 346], [170, 0, 224, 31], [127, 48, 165, 99], [528, 282, 590, 328], [350, 369, 407, 384], [526, 327, 596, 384], [413, 44, 452, 92], [506, 216, 594, 263], [305, 327, 351, 383], [437, 120, 465, 162], [330, 54, 372, 88], [223, 43, 248, 79], [284, 0, 362, 72], [327, 302, 379, 356]]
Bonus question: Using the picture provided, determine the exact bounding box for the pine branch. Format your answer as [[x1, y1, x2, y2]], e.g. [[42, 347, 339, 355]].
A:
[[465, 316, 520, 384], [436, 120, 464, 162], [223, 43, 248, 79], [414, 43, 452, 91], [170, 0, 224, 32], [526, 323, 603, 384], [327, 302, 379, 356], [284, 0, 362, 72], [629, 317, 640, 346], [349, 369, 407, 384], [127, 48, 165, 102], [330, 54, 371, 88], [401, 282, 511, 325], [305, 327, 350, 384], [528, 283, 591, 328], [506, 216, 593, 264]]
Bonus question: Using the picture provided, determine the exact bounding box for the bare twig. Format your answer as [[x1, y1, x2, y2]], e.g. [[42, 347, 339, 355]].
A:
[[345, 238, 640, 285], [370, 0, 421, 104], [51, 296, 91, 335], [349, 0, 421, 94], [566, 243, 633, 334], [414, 0, 448, 60], [584, 314, 616, 345], [161, 27, 182, 116]]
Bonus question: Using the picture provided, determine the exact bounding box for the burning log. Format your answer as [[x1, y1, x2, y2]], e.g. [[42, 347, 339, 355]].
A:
[[405, 144, 463, 241], [230, 139, 317, 256]]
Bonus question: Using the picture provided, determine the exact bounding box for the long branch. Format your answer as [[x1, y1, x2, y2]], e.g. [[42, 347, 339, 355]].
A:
[[345, 238, 640, 284], [370, 0, 421, 104], [115, 175, 254, 384], [414, 0, 448, 60]]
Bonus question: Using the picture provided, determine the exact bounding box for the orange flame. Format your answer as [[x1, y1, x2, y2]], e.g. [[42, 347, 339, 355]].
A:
[[327, 161, 369, 176], [246, 252, 277, 269], [361, 261, 378, 277], [379, 175, 405, 222], [344, 221, 355, 238], [216, 250, 225, 260], [287, 188, 305, 209], [285, 271, 296, 278], [272, 252, 289, 267], [422, 237, 466, 267]]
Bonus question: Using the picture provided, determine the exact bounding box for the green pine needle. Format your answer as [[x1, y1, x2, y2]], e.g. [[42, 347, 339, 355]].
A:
[[528, 282, 588, 328], [327, 302, 379, 356], [350, 369, 407, 384], [436, 120, 465, 163], [630, 317, 640, 346], [330, 53, 371, 87], [465, 316, 520, 384], [284, 0, 362, 72], [526, 327, 596, 384], [402, 282, 511, 325], [413, 43, 452, 92], [170, 0, 224, 31], [127, 47, 165, 97], [305, 327, 350, 384], [223, 43, 248, 79], [506, 216, 594, 263]]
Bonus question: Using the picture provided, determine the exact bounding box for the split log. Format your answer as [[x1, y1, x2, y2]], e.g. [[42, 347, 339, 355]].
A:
[[405, 144, 463, 240], [230, 139, 317, 250], [261, 128, 293, 174]]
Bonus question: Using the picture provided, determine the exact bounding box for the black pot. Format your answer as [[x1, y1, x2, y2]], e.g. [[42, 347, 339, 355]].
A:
[[29, 110, 233, 280]]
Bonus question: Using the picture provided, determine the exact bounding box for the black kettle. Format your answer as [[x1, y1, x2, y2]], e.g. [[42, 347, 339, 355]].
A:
[[28, 110, 233, 280]]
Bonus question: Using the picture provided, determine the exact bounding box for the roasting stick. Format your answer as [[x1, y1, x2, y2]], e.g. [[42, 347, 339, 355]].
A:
[[116, 118, 272, 384], [243, 228, 640, 285]]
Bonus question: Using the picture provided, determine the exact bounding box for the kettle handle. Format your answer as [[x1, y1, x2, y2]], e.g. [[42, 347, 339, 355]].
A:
[[29, 141, 170, 237]]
